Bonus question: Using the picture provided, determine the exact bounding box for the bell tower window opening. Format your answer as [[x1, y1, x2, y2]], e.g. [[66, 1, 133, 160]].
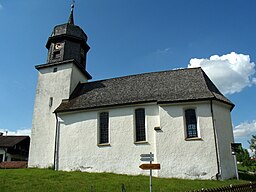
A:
[[53, 51, 61, 59], [51, 42, 63, 60]]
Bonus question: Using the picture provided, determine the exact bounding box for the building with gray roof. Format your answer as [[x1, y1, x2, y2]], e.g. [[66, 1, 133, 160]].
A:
[[29, 4, 237, 180]]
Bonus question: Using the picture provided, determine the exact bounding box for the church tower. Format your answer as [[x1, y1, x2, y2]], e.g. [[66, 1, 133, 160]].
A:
[[28, 4, 91, 168]]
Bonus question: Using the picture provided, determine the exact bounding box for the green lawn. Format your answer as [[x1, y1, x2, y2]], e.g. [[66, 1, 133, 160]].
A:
[[237, 164, 256, 172], [0, 168, 254, 192]]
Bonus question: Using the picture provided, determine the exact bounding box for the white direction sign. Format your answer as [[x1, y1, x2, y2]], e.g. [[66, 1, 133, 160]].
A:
[[140, 153, 154, 162]]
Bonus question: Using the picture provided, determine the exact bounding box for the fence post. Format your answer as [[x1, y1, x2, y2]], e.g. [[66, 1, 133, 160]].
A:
[[121, 183, 126, 192]]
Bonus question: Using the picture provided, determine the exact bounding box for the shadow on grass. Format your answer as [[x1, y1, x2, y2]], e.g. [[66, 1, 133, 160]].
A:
[[239, 172, 256, 181]]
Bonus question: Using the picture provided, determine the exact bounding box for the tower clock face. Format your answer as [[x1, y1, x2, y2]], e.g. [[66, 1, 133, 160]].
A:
[[54, 43, 62, 50]]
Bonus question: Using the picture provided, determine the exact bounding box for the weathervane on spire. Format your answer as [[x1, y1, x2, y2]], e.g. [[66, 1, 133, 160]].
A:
[[68, 0, 75, 24], [71, 0, 75, 9]]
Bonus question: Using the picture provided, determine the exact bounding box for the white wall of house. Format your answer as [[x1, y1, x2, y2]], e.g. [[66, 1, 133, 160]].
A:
[[212, 101, 237, 179], [156, 102, 219, 179], [56, 101, 236, 179], [57, 104, 159, 176], [29, 62, 87, 168]]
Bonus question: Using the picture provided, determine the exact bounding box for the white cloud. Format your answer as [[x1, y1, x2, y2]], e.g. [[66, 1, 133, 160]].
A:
[[0, 128, 31, 136], [0, 3, 3, 10], [188, 52, 256, 95], [233, 120, 256, 138]]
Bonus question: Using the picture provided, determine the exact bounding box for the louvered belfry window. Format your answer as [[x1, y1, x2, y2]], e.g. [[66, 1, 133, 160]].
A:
[[135, 108, 146, 142], [185, 109, 198, 138], [99, 112, 109, 144]]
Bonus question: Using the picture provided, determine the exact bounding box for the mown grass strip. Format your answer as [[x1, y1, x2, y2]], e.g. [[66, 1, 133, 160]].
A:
[[0, 168, 253, 192]]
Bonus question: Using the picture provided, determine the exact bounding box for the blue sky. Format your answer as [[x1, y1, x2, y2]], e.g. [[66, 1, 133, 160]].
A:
[[0, 0, 255, 151]]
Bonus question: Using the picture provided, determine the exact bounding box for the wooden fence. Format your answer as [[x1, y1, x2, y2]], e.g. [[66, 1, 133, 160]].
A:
[[86, 182, 256, 192], [189, 182, 256, 192]]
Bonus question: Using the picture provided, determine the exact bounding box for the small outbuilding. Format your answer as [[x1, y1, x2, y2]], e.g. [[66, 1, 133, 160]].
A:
[[0, 134, 30, 162]]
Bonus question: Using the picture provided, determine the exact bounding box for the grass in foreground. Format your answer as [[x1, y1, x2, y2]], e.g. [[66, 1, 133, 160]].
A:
[[0, 168, 253, 192]]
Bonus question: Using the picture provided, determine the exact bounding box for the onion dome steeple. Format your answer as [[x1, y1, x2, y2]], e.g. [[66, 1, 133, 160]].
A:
[[42, 2, 91, 80]]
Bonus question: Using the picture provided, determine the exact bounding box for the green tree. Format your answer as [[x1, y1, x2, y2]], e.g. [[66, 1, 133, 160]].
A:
[[248, 135, 256, 158], [236, 146, 250, 165]]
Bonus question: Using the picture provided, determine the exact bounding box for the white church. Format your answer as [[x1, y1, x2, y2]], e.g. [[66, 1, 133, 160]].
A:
[[28, 5, 237, 180]]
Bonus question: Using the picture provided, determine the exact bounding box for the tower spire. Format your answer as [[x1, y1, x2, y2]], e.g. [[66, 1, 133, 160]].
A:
[[68, 1, 75, 24]]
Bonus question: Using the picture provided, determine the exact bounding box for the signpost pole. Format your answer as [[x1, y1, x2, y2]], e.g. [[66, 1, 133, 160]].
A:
[[140, 152, 160, 192], [149, 152, 152, 192]]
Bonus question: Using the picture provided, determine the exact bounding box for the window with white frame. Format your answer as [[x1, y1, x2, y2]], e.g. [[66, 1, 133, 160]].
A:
[[99, 112, 109, 144], [135, 108, 146, 142], [185, 109, 198, 138]]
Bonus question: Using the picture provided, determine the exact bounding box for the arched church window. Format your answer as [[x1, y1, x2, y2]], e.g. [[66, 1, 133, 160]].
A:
[[135, 108, 146, 142], [185, 109, 198, 138], [99, 112, 109, 144]]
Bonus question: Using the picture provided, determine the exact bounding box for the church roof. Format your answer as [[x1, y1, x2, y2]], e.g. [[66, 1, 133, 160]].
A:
[[55, 67, 234, 113]]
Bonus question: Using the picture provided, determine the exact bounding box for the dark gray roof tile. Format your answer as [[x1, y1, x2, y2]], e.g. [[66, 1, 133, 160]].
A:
[[0, 136, 30, 148], [55, 67, 234, 112]]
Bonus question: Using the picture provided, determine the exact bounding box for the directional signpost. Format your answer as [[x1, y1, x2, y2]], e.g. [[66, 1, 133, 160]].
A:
[[140, 153, 154, 162], [139, 152, 160, 192], [139, 163, 160, 170]]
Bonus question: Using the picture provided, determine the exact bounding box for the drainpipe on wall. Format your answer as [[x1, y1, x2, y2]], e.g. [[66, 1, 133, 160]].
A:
[[54, 113, 60, 171], [210, 100, 221, 180]]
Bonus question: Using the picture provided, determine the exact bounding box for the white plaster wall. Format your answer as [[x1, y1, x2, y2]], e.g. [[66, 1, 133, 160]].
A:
[[156, 102, 219, 179], [56, 101, 235, 179], [212, 101, 237, 179], [57, 105, 160, 176], [70, 65, 88, 94], [29, 62, 87, 168]]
